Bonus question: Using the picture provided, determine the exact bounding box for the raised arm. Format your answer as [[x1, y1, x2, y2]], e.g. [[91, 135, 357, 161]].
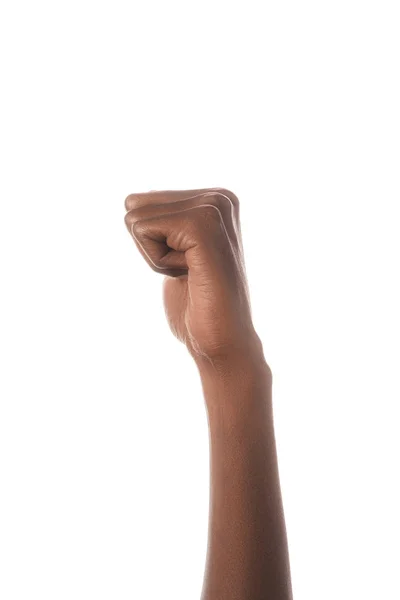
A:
[[124, 188, 293, 600]]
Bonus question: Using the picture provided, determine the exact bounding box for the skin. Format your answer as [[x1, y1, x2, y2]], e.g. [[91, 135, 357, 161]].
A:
[[124, 188, 293, 600]]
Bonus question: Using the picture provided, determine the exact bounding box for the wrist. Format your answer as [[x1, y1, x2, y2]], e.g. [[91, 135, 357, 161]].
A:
[[194, 331, 272, 384], [195, 339, 273, 424]]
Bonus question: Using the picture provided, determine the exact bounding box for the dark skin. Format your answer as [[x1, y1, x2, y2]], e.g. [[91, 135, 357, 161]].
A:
[[124, 188, 293, 600]]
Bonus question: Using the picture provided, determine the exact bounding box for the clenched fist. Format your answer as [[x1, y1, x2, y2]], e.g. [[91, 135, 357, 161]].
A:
[[124, 188, 265, 369]]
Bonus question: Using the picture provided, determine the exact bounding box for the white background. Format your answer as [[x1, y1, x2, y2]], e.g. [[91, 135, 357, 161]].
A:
[[0, 1, 399, 598]]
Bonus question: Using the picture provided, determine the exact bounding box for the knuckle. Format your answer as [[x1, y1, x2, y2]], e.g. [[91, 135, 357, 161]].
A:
[[148, 261, 161, 274], [124, 211, 133, 227], [124, 210, 138, 231], [130, 219, 146, 238], [124, 193, 144, 211], [125, 210, 145, 235], [213, 188, 240, 207], [207, 191, 235, 213], [124, 194, 135, 211]]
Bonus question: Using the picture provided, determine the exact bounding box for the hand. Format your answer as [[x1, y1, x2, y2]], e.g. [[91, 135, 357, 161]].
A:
[[124, 188, 265, 369]]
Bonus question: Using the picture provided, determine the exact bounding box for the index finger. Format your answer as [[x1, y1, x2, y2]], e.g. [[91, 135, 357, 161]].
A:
[[124, 187, 239, 212]]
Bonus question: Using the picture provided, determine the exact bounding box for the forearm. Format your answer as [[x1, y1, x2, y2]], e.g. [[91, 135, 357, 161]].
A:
[[198, 352, 293, 600], [124, 188, 293, 598]]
